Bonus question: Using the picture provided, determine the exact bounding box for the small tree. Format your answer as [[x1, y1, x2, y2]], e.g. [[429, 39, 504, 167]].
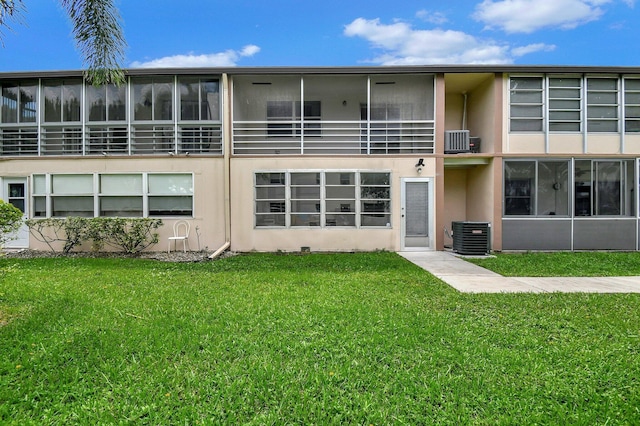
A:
[[0, 200, 23, 247]]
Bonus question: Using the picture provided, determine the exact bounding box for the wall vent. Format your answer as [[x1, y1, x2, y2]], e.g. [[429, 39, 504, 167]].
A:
[[452, 221, 490, 255], [445, 130, 470, 153]]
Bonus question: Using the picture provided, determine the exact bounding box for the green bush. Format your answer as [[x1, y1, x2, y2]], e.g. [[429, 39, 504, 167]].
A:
[[89, 217, 163, 253], [26, 217, 163, 253], [0, 200, 23, 247]]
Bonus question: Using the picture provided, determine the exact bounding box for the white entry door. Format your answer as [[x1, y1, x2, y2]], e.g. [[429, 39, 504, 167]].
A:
[[401, 178, 433, 251], [3, 178, 29, 248]]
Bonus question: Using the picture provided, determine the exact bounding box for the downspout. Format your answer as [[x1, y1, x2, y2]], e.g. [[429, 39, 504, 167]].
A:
[[461, 91, 468, 130], [210, 73, 232, 259]]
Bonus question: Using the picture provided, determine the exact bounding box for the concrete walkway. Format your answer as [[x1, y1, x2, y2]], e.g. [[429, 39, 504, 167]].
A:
[[398, 251, 640, 293]]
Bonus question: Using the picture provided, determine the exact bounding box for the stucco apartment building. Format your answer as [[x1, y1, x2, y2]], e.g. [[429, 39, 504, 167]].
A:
[[2, 65, 640, 252]]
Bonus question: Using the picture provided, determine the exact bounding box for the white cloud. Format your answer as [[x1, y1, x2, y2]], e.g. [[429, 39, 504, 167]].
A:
[[344, 17, 552, 64], [130, 45, 260, 68], [511, 43, 557, 56], [416, 10, 449, 25], [473, 0, 618, 33]]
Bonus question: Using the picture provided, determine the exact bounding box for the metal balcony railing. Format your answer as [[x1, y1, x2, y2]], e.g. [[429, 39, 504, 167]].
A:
[[232, 120, 435, 155]]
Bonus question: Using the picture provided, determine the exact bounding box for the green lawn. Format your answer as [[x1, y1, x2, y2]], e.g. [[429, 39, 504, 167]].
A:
[[1, 252, 639, 424], [466, 251, 640, 277]]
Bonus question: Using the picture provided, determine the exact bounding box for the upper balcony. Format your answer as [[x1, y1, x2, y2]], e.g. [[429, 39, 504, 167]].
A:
[[0, 76, 223, 157], [231, 74, 435, 155]]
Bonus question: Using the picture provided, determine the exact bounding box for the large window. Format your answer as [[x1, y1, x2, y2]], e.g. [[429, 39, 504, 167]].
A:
[[43, 79, 82, 123], [574, 160, 634, 216], [179, 78, 220, 121], [132, 77, 174, 121], [32, 173, 193, 218], [504, 160, 570, 216], [509, 77, 543, 132], [1, 81, 37, 123], [254, 171, 390, 228]]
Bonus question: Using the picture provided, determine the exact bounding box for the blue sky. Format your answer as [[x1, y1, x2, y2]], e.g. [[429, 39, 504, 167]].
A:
[[1, 0, 639, 72]]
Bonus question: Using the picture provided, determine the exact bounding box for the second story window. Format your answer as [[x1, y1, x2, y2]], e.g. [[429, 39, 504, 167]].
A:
[[132, 77, 174, 121], [548, 77, 581, 132], [587, 77, 619, 133], [86, 84, 126, 122], [509, 76, 543, 132], [43, 79, 82, 123], [625, 78, 640, 133], [1, 81, 37, 124], [179, 78, 220, 121]]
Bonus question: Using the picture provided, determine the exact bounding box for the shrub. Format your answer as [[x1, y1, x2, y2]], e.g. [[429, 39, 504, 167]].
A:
[[26, 217, 163, 254], [0, 200, 24, 247], [88, 217, 163, 253]]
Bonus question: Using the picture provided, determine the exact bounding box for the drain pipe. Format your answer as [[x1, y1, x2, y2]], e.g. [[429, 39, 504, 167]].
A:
[[210, 73, 232, 260], [461, 91, 468, 130]]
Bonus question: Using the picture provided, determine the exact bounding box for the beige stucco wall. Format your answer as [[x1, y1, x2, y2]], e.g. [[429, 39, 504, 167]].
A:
[[467, 76, 496, 153], [548, 134, 584, 154], [624, 134, 640, 154], [507, 133, 546, 153], [0, 157, 227, 252], [229, 156, 436, 252], [586, 134, 622, 154]]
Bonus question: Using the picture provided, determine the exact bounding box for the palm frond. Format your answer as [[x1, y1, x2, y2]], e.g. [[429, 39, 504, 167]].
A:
[[0, 0, 26, 45], [61, 0, 127, 85]]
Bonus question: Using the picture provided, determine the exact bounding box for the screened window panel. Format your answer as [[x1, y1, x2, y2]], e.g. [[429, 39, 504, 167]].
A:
[[133, 79, 153, 121], [255, 186, 286, 199], [550, 99, 580, 110], [510, 92, 543, 103], [538, 161, 569, 216], [86, 85, 107, 121], [148, 174, 193, 195], [100, 196, 143, 217], [256, 201, 286, 213], [595, 162, 622, 216], [100, 174, 143, 195], [33, 196, 46, 217], [504, 161, 535, 215], [20, 85, 37, 123], [62, 83, 81, 122], [1, 85, 18, 123], [625, 106, 640, 118], [52, 174, 93, 194], [511, 105, 542, 118], [256, 214, 286, 227], [626, 121, 640, 132], [511, 119, 544, 132], [148, 196, 193, 216], [587, 92, 617, 104], [154, 81, 173, 121], [33, 174, 46, 194], [510, 78, 542, 90], [625, 93, 640, 104], [107, 85, 126, 121], [326, 214, 356, 226], [180, 78, 200, 121], [52, 196, 94, 217], [550, 122, 580, 132], [43, 83, 62, 122], [551, 110, 581, 120], [549, 78, 580, 88], [588, 79, 617, 90], [326, 186, 355, 198], [291, 214, 320, 227], [626, 79, 640, 90]]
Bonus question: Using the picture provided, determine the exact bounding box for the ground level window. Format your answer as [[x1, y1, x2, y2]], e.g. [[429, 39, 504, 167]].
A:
[[32, 172, 193, 218], [575, 160, 634, 216], [254, 171, 390, 228], [504, 160, 569, 216]]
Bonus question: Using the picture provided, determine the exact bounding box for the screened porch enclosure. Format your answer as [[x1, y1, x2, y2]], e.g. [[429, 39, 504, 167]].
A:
[[232, 74, 435, 155]]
